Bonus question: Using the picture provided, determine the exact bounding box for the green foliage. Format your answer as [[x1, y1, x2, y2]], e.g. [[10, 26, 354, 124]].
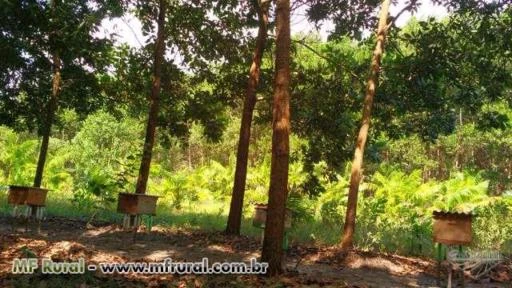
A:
[[473, 197, 512, 252], [317, 174, 349, 224], [1, 2, 511, 261], [54, 108, 81, 141], [432, 172, 490, 213], [376, 9, 512, 141], [69, 111, 142, 209], [0, 127, 38, 185], [310, 166, 511, 254], [1, 108, 511, 256], [158, 161, 233, 210], [0, 0, 122, 132]]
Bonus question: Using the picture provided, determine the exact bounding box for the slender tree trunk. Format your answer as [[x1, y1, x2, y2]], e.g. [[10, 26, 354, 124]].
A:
[[188, 132, 192, 169], [34, 0, 61, 188], [34, 52, 60, 188], [225, 0, 270, 235], [261, 0, 291, 276], [135, 0, 166, 194], [340, 0, 390, 250]]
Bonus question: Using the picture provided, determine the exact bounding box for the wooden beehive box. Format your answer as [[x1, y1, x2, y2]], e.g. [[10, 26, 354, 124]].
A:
[[8, 185, 49, 206], [252, 204, 292, 229], [433, 211, 472, 245], [117, 192, 159, 215]]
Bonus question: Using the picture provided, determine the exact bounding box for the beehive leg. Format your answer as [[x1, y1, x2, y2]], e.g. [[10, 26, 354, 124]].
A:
[[122, 214, 129, 229], [459, 245, 465, 288], [132, 215, 141, 243], [24, 205, 30, 217], [447, 266, 452, 288], [136, 215, 142, 227], [129, 215, 137, 228], [30, 205, 37, 217], [35, 206, 44, 234], [436, 243, 443, 287], [10, 205, 18, 232], [146, 216, 153, 232], [24, 206, 32, 232], [282, 231, 289, 251], [27, 205, 35, 234]]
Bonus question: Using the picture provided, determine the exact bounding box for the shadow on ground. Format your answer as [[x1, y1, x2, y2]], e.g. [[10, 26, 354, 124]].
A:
[[0, 216, 510, 288]]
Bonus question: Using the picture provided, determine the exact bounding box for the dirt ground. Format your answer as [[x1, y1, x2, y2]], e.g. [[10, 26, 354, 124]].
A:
[[0, 216, 510, 287]]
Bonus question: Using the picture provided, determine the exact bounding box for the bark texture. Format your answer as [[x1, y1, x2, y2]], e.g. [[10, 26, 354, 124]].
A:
[[135, 0, 166, 194], [226, 0, 270, 235], [261, 0, 291, 276], [34, 52, 60, 188], [340, 0, 391, 250], [34, 0, 61, 188]]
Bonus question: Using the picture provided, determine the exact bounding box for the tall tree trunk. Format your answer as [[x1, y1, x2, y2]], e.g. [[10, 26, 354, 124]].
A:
[[340, 0, 390, 250], [34, 0, 61, 188], [188, 131, 192, 169], [261, 0, 291, 276], [226, 0, 270, 235], [135, 0, 166, 194], [34, 52, 60, 188]]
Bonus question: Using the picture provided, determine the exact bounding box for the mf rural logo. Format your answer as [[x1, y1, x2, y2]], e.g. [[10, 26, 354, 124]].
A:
[[12, 258, 88, 274]]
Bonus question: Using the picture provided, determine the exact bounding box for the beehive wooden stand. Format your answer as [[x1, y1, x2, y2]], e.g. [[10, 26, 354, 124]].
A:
[[117, 192, 159, 215], [7, 185, 49, 232], [433, 211, 473, 287], [252, 204, 292, 250], [117, 193, 159, 232], [252, 204, 292, 229], [433, 211, 472, 245], [8, 185, 49, 207]]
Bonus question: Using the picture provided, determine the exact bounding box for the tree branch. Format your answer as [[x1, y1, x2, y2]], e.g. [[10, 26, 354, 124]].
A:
[[386, 1, 418, 31], [287, 37, 364, 83]]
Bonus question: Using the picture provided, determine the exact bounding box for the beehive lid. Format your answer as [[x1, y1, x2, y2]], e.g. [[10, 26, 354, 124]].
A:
[[9, 185, 51, 191], [433, 211, 473, 219]]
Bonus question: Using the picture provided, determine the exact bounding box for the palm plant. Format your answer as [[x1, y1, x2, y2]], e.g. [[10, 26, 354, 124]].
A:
[[432, 172, 492, 213]]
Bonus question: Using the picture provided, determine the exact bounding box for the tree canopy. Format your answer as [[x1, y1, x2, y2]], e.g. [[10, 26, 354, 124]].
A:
[[0, 0, 512, 281]]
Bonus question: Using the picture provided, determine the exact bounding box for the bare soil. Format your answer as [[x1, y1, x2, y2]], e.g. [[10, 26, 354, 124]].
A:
[[0, 216, 510, 287]]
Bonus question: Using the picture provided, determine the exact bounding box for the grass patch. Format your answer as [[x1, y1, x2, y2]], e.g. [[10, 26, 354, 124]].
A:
[[0, 187, 341, 246]]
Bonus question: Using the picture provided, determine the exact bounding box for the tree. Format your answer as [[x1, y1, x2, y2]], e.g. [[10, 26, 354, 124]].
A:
[[375, 6, 512, 142], [0, 0, 122, 187], [306, 0, 382, 40], [226, 0, 271, 235], [340, 0, 391, 250], [288, 37, 369, 196], [289, 1, 509, 178], [125, 0, 249, 193], [134, 0, 166, 194], [261, 0, 291, 276], [33, 0, 61, 188]]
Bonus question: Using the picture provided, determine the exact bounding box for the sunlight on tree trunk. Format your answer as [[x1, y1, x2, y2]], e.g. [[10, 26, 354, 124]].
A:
[[135, 0, 166, 194], [226, 0, 270, 235], [340, 0, 391, 251], [261, 0, 291, 276]]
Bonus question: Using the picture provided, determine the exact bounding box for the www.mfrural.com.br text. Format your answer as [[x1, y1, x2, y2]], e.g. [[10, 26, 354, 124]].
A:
[[11, 257, 268, 275]]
